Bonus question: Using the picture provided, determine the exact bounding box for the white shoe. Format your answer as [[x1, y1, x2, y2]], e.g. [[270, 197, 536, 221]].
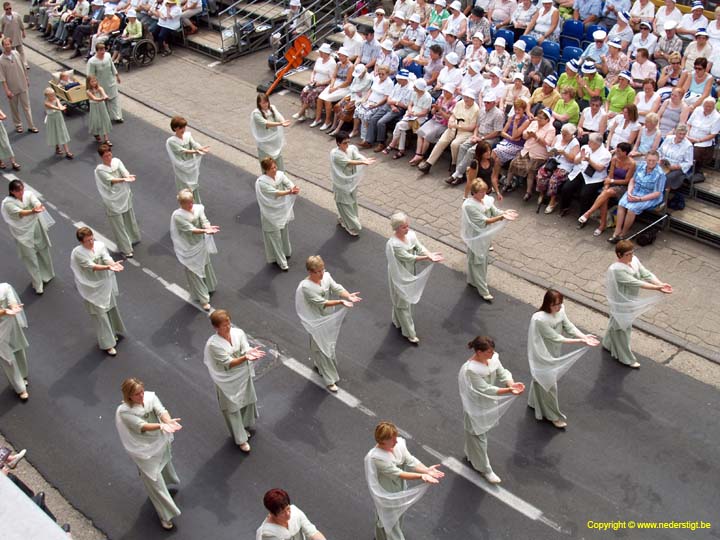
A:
[[482, 294, 494, 302], [160, 519, 174, 530], [107, 347, 117, 356], [319, 123, 330, 131], [629, 362, 641, 369], [407, 336, 420, 344], [484, 471, 502, 484], [239, 442, 251, 453], [327, 384, 338, 393], [552, 419, 567, 429], [291, 112, 301, 119], [309, 120, 321, 128], [7, 449, 26, 469], [544, 204, 556, 214]]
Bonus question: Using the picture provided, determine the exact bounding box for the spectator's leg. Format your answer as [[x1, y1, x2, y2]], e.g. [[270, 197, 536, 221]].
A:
[[375, 110, 401, 146], [425, 128, 453, 166], [619, 209, 638, 237], [613, 205, 628, 237], [8, 94, 22, 129], [449, 132, 472, 167], [557, 173, 583, 212], [579, 182, 601, 216], [452, 139, 476, 178]]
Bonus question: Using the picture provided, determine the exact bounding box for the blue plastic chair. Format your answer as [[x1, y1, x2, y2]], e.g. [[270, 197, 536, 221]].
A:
[[557, 46, 583, 73], [542, 40, 561, 68], [495, 28, 514, 49], [560, 19, 584, 49], [581, 24, 607, 49], [519, 35, 537, 53]]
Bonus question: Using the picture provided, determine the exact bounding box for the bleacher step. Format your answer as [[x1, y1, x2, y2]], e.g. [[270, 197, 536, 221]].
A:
[[694, 173, 720, 206], [669, 199, 720, 248]]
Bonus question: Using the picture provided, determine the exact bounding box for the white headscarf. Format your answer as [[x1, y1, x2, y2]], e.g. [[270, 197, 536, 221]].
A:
[[460, 196, 506, 256], [203, 327, 254, 407], [606, 256, 663, 330], [115, 391, 172, 481], [250, 106, 285, 159], [166, 132, 202, 189], [70, 241, 118, 310], [1, 192, 55, 248], [170, 206, 217, 278], [255, 173, 295, 229], [295, 274, 348, 357], [95, 158, 132, 214], [385, 231, 433, 304], [364, 437, 429, 533], [330, 146, 364, 195], [458, 354, 517, 435], [0, 283, 27, 365], [527, 307, 589, 392]]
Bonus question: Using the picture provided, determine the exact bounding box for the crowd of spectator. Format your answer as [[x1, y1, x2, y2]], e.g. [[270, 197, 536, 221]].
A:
[[289, 0, 720, 241]]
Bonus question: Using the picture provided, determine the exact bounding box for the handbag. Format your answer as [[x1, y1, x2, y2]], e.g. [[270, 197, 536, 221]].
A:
[[544, 157, 559, 174]]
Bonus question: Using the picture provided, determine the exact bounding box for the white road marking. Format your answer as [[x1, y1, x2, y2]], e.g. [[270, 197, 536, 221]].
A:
[[57, 211, 70, 220], [281, 356, 362, 408], [3, 173, 19, 181], [45, 201, 57, 210], [124, 258, 140, 267], [207, 61, 220, 67]]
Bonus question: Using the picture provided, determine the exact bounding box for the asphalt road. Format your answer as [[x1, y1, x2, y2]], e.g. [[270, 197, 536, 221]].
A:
[[0, 65, 718, 540]]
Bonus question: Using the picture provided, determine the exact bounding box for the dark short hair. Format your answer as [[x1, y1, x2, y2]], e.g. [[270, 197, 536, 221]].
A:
[[170, 115, 187, 131], [694, 57, 708, 69], [358, 25, 373, 35], [539, 289, 563, 313], [615, 239, 634, 257], [8, 179, 22, 194], [616, 141, 632, 154], [263, 489, 290, 516], [468, 336, 495, 352], [471, 6, 485, 17], [260, 156, 276, 172], [97, 143, 111, 157], [335, 131, 350, 145], [76, 226, 93, 242], [429, 43, 444, 55], [530, 46, 543, 57]]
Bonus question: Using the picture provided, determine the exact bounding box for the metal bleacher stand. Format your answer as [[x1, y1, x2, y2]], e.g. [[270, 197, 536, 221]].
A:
[[0, 473, 69, 540]]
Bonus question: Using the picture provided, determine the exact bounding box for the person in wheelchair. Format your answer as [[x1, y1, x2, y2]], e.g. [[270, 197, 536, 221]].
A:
[[111, 9, 142, 64]]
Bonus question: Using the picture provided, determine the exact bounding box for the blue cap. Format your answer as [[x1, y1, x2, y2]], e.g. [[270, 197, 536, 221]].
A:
[[544, 74, 557, 88], [619, 70, 632, 81], [581, 61, 597, 74], [541, 107, 553, 119], [609, 38, 622, 48], [567, 59, 580, 71], [396, 69, 410, 79], [427, 24, 440, 31], [692, 0, 704, 9], [618, 10, 630, 23], [696, 27, 709, 37]]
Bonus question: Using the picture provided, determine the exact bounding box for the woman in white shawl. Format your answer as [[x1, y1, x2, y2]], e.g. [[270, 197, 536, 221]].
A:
[[0, 283, 29, 400], [255, 157, 300, 271], [94, 144, 141, 258], [603, 240, 672, 368], [386, 212, 443, 344], [1, 180, 55, 295], [256, 488, 326, 540], [251, 94, 290, 172], [330, 131, 375, 237], [459, 336, 524, 484], [204, 309, 266, 453], [170, 189, 220, 311], [70, 227, 125, 356], [527, 289, 599, 429], [115, 378, 182, 531], [461, 179, 517, 302], [365, 421, 443, 540], [296, 255, 361, 393], [165, 116, 209, 203]]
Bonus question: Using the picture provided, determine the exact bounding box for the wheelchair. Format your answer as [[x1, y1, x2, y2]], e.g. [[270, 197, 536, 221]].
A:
[[107, 24, 157, 72]]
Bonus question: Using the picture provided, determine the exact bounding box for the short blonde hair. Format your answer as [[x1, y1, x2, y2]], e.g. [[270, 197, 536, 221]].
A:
[[306, 255, 325, 272], [374, 421, 398, 443], [470, 179, 488, 195], [177, 188, 194, 204], [644, 112, 659, 126], [390, 211, 408, 231], [668, 51, 681, 63], [43, 87, 54, 97], [121, 377, 144, 406], [561, 86, 576, 99]]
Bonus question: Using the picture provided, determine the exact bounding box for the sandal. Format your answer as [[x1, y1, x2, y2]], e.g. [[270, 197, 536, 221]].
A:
[[522, 192, 532, 202], [65, 152, 74, 160], [28, 127, 39, 134], [393, 150, 406, 160], [382, 145, 397, 155], [55, 146, 63, 155], [593, 227, 605, 237], [94, 135, 102, 142], [15, 126, 23, 133], [11, 162, 21, 171], [408, 153, 423, 165]]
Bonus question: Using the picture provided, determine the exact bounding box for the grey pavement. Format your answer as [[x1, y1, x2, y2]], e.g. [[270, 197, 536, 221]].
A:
[[19, 22, 720, 361]]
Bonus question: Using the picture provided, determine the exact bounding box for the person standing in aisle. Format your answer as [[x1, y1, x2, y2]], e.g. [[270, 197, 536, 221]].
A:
[[0, 282, 29, 400], [42, 87, 73, 159], [251, 93, 290, 172], [166, 116, 209, 203], [0, 3, 28, 69], [86, 42, 122, 122], [0, 37, 37, 133], [330, 131, 375, 237]]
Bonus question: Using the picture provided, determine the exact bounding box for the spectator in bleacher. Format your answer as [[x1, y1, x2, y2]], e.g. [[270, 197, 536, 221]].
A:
[[500, 72, 530, 112], [443, 1, 467, 41], [0, 38, 37, 133], [551, 86, 580, 130], [579, 29, 608, 70], [557, 58, 580, 93], [342, 24, 363, 61], [467, 7, 491, 45], [367, 69, 412, 152], [387, 12, 406, 42], [373, 8, 389, 42], [50, 0, 89, 46], [577, 95, 607, 145], [486, 65, 507, 96], [707, 7, 720, 51], [606, 70, 635, 118], [38, 0, 65, 40], [653, 20, 682, 69], [652, 0, 682, 36], [628, 0, 654, 32], [634, 79, 660, 125], [630, 111, 661, 156], [328, 64, 372, 137], [607, 11, 633, 52], [396, 13, 425, 59], [657, 87, 687, 136], [180, 0, 202, 35], [356, 26, 381, 72], [64, 0, 103, 55], [681, 29, 713, 74], [447, 91, 505, 185], [404, 23, 444, 72], [88, 6, 120, 60], [601, 39, 629, 89], [152, 0, 182, 57], [418, 89, 479, 174], [577, 141, 634, 234], [510, 0, 536, 42], [459, 61, 485, 97], [317, 47, 353, 131], [409, 84, 457, 165], [490, 98, 531, 196], [558, 132, 610, 216], [607, 103, 640, 149], [657, 53, 683, 102], [598, 0, 630, 30], [484, 36, 510, 76], [525, 0, 560, 44], [137, 0, 162, 34], [508, 107, 555, 200], [501, 40, 527, 83], [572, 0, 601, 28], [658, 124, 694, 191], [376, 39, 400, 75], [294, 43, 335, 124], [385, 78, 432, 159], [687, 97, 720, 168], [462, 32, 489, 71], [529, 75, 559, 115], [489, 0, 517, 30], [355, 65, 394, 146], [677, 1, 708, 40], [1, 2, 27, 70], [609, 150, 666, 241], [434, 51, 462, 95], [111, 9, 143, 64], [523, 45, 553, 94], [428, 0, 450, 29], [680, 57, 712, 110], [444, 28, 466, 60], [577, 61, 605, 109], [393, 0, 417, 20], [536, 123, 580, 213], [629, 48, 657, 89], [418, 43, 444, 87], [286, 0, 313, 41], [629, 24, 657, 60]]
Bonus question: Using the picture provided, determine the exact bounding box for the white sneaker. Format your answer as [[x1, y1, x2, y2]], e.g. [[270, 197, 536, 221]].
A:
[[7, 449, 26, 469], [484, 471, 502, 484], [291, 112, 301, 119], [309, 120, 321, 128], [319, 123, 330, 131]]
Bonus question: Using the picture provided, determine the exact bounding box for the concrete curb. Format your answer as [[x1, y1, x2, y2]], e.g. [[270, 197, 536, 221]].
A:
[[26, 43, 720, 367]]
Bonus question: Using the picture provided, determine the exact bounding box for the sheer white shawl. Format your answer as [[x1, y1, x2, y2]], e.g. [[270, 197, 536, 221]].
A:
[[1, 192, 55, 248], [94, 158, 132, 214], [606, 257, 663, 330], [460, 196, 506, 257], [330, 146, 363, 195], [295, 274, 348, 357], [458, 355, 517, 435], [386, 231, 433, 304], [203, 327, 254, 407], [170, 206, 217, 278], [255, 173, 295, 229], [0, 283, 27, 365], [250, 106, 285, 159], [70, 241, 118, 310], [166, 132, 202, 188]]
